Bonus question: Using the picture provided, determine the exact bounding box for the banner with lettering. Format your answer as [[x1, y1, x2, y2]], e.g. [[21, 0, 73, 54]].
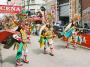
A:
[[0, 5, 22, 14]]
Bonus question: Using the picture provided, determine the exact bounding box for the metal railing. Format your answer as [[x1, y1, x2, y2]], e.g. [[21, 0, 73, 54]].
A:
[[77, 28, 90, 34], [58, 26, 90, 34]]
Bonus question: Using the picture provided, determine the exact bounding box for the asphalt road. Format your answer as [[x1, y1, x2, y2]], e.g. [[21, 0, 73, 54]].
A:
[[0, 35, 90, 67]]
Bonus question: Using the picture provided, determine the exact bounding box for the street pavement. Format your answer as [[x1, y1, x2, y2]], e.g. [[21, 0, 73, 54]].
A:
[[0, 35, 90, 67], [0, 45, 2, 67]]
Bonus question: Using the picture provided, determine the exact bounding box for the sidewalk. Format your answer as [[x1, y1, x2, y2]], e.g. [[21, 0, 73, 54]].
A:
[[0, 45, 2, 67]]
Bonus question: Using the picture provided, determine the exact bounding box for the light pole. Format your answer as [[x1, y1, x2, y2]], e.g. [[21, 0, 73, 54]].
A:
[[28, 0, 30, 10], [22, 0, 26, 10], [55, 0, 58, 22], [7, 0, 8, 5], [80, 0, 82, 24]]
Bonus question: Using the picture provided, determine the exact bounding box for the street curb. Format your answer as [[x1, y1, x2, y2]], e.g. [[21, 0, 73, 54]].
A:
[[78, 45, 90, 50]]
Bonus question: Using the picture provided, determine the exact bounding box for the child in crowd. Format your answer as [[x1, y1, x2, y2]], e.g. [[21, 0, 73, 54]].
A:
[[39, 24, 55, 56]]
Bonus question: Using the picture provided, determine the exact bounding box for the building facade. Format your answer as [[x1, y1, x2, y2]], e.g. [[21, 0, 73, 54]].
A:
[[57, 0, 82, 25], [7, 0, 45, 14], [69, 0, 81, 21], [57, 0, 69, 25], [23, 0, 45, 14], [7, 0, 22, 6], [0, 0, 7, 5], [57, 0, 90, 25], [82, 0, 90, 24], [43, 0, 58, 23]]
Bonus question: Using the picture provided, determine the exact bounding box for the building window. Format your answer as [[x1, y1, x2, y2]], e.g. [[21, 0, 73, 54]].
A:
[[8, 0, 11, 1], [59, 0, 69, 4], [30, 9, 35, 15], [31, 0, 35, 3], [26, 0, 30, 5]]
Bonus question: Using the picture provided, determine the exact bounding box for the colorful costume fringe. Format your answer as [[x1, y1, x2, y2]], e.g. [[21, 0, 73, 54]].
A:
[[16, 42, 23, 60], [64, 27, 75, 38], [39, 35, 45, 48]]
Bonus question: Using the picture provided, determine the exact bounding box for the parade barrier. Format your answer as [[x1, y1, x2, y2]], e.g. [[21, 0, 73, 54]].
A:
[[81, 34, 90, 48], [62, 28, 90, 49], [77, 28, 90, 48]]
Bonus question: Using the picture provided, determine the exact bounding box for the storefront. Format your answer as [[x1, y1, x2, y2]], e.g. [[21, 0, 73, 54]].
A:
[[57, 0, 69, 25], [57, 0, 82, 23]]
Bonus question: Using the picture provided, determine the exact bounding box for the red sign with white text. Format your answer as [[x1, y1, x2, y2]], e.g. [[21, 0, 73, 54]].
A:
[[0, 5, 22, 14]]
